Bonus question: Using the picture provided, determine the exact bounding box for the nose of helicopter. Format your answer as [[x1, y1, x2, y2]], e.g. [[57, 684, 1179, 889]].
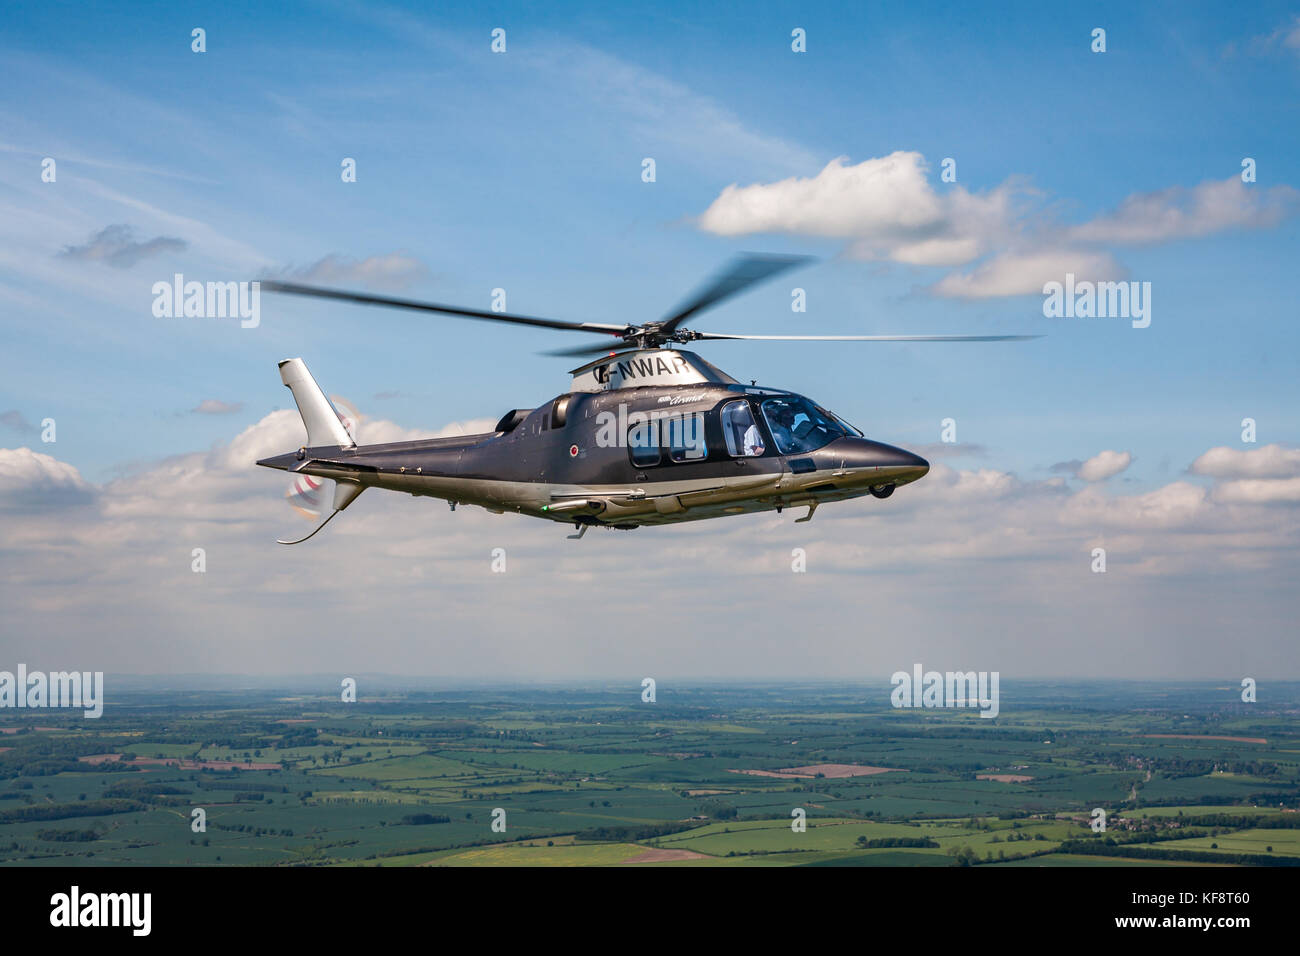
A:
[[904, 452, 929, 477], [868, 441, 929, 480], [896, 446, 930, 475], [827, 438, 929, 485]]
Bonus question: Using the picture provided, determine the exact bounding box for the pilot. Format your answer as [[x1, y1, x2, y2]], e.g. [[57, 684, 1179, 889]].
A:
[[768, 404, 797, 452], [742, 420, 765, 456]]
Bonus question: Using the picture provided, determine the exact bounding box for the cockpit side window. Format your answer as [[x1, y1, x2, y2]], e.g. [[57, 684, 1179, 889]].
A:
[[721, 400, 765, 457], [761, 396, 848, 455]]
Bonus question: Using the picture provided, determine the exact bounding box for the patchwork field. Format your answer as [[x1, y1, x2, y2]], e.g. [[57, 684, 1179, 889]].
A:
[[1, 681, 1296, 867]]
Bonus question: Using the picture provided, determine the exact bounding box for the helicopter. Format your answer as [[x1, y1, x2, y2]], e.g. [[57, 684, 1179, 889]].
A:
[[256, 254, 1036, 543]]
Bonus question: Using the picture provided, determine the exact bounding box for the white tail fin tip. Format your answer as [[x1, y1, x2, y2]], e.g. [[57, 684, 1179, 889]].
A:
[[278, 358, 356, 448]]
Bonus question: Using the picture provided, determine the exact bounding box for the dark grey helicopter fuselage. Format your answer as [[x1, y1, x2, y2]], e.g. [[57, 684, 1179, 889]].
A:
[[258, 373, 929, 529]]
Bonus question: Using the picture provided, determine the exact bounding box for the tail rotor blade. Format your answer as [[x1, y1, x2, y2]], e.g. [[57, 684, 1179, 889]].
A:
[[285, 473, 328, 520]]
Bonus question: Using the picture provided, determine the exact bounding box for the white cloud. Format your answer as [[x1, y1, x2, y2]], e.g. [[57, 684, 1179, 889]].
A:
[[699, 153, 945, 240], [2, 413, 1299, 679], [1212, 477, 1300, 504], [694, 154, 1299, 299], [1066, 178, 1300, 245], [1190, 443, 1300, 479], [1194, 446, 1300, 505], [932, 248, 1123, 299], [1077, 450, 1133, 482], [1060, 481, 1210, 530], [918, 463, 1021, 500], [0, 447, 89, 492], [698, 153, 1016, 268], [192, 399, 244, 415], [0, 447, 93, 511]]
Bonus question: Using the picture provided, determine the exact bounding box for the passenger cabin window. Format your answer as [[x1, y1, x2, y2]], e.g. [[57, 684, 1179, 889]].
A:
[[665, 413, 707, 462], [626, 412, 708, 466], [628, 420, 660, 467], [721, 400, 765, 457]]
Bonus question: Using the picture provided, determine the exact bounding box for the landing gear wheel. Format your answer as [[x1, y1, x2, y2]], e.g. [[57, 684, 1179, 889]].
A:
[[869, 484, 895, 499]]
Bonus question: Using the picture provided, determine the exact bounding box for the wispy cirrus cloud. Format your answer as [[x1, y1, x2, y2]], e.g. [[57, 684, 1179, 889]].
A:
[[345, 4, 821, 180], [0, 141, 222, 185], [1231, 15, 1300, 58], [537, 41, 821, 180]]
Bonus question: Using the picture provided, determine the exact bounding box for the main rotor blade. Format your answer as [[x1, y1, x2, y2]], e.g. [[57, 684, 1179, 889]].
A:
[[261, 280, 628, 335], [691, 333, 1043, 342], [658, 253, 813, 334], [540, 332, 1042, 357], [541, 341, 631, 357]]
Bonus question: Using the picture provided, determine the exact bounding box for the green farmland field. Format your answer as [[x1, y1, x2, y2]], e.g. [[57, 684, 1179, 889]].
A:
[[1, 680, 1296, 867]]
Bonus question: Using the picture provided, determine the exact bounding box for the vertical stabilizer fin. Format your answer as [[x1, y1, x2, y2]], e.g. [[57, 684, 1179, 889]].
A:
[[278, 358, 356, 448]]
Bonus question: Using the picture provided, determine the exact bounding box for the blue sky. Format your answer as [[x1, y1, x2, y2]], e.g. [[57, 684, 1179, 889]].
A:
[[1, 1, 1298, 679]]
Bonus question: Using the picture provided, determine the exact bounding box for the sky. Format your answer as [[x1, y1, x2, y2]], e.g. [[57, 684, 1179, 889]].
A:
[[1, 1, 1298, 682]]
